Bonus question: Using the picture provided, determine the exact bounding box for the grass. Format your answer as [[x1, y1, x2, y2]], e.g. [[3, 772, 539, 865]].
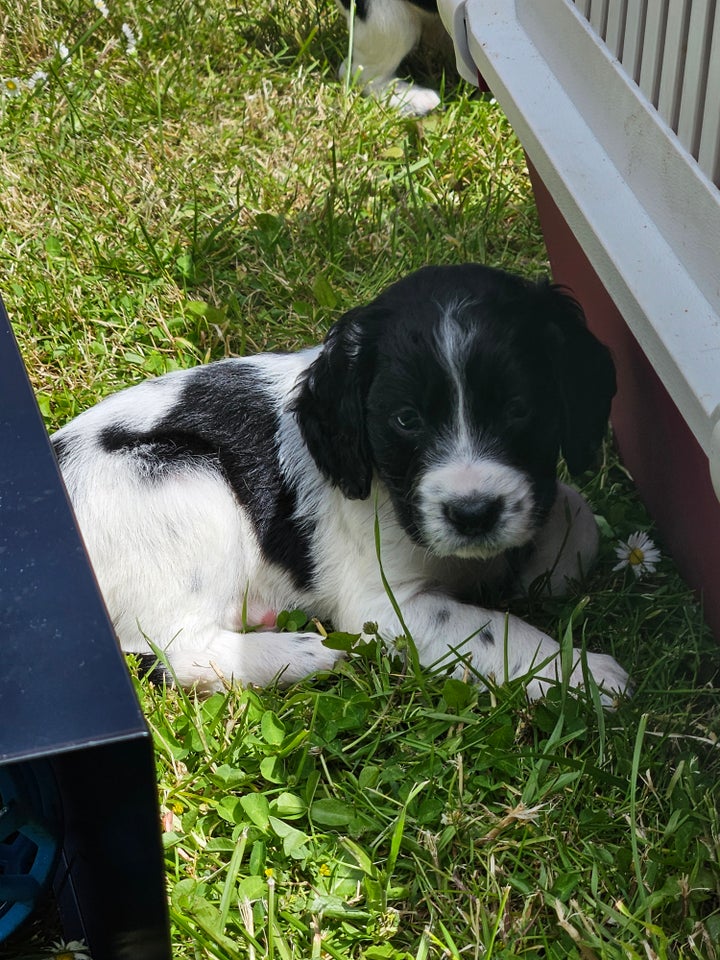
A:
[[1, 1, 719, 957]]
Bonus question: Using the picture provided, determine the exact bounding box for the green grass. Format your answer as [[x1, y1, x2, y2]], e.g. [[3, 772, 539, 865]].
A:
[[2, 1, 719, 958]]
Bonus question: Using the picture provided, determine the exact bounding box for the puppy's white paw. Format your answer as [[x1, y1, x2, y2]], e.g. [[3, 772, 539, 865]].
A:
[[524, 647, 630, 708], [274, 632, 343, 683], [579, 651, 632, 706], [385, 81, 441, 117], [166, 629, 342, 694], [339, 63, 441, 117]]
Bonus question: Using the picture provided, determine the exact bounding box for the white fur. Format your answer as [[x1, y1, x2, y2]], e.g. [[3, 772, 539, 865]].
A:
[[416, 458, 535, 558], [54, 347, 629, 706]]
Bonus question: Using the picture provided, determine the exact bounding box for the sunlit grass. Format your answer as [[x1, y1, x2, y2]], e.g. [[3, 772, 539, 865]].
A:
[[2, 1, 719, 957]]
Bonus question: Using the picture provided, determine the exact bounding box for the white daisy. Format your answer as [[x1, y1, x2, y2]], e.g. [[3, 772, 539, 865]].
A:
[[45, 940, 92, 960], [121, 22, 138, 55], [2, 77, 23, 97], [613, 531, 661, 579], [55, 41, 72, 63], [27, 69, 49, 89], [93, 0, 110, 17]]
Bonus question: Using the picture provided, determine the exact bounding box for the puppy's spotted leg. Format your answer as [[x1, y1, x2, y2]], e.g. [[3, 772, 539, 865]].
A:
[[377, 596, 630, 707], [465, 614, 629, 707]]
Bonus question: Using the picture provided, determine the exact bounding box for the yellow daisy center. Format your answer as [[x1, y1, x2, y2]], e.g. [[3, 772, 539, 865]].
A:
[[628, 547, 645, 566]]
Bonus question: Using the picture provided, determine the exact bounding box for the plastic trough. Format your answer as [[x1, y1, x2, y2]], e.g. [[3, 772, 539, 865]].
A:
[[439, 0, 720, 637]]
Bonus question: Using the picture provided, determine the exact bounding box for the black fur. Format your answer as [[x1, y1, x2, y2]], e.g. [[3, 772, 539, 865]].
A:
[[99, 362, 316, 590], [49, 262, 628, 700], [337, 0, 438, 19], [51, 432, 71, 466], [292, 305, 385, 500], [295, 264, 615, 549]]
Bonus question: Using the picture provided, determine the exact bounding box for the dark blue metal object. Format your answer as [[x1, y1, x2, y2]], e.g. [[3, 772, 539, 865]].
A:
[[0, 761, 61, 940], [0, 293, 171, 959]]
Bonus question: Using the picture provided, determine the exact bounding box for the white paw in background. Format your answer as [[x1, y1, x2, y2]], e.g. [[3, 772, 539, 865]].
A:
[[385, 80, 441, 116], [339, 61, 441, 117]]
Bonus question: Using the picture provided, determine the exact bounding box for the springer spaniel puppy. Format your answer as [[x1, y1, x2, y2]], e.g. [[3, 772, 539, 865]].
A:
[[335, 0, 443, 116], [53, 264, 630, 703]]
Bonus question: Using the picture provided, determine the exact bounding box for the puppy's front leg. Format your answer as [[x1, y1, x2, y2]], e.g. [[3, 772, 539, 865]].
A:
[[166, 628, 342, 695], [384, 593, 629, 705], [514, 482, 601, 597]]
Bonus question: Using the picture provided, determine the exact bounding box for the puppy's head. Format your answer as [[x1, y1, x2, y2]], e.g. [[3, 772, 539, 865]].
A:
[[294, 264, 615, 559]]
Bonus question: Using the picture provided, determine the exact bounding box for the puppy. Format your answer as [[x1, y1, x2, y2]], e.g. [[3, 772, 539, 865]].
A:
[[335, 0, 443, 116], [53, 264, 629, 702]]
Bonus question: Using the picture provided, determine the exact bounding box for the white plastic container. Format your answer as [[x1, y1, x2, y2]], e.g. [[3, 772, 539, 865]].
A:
[[439, 0, 720, 634]]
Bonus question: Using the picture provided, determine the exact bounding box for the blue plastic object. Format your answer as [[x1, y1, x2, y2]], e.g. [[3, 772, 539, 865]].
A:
[[1, 291, 170, 957], [0, 761, 61, 941]]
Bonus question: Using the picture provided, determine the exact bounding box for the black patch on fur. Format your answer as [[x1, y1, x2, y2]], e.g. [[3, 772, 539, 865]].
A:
[[434, 607, 451, 627], [51, 433, 70, 465], [407, 0, 438, 12], [337, 0, 369, 17], [100, 362, 316, 591], [293, 307, 383, 500], [99, 423, 218, 478], [131, 653, 172, 685], [479, 629, 495, 646], [337, 0, 438, 16], [539, 285, 617, 474]]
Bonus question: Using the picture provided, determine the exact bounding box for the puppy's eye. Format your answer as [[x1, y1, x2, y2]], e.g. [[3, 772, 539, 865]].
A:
[[392, 408, 424, 434], [505, 398, 530, 423]]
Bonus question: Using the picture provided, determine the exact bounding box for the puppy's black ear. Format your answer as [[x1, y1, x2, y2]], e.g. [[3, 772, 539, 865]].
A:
[[293, 306, 381, 500], [541, 284, 616, 475]]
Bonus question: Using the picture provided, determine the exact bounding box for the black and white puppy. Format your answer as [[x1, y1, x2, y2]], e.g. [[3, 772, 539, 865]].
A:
[[53, 264, 629, 702], [335, 0, 443, 116]]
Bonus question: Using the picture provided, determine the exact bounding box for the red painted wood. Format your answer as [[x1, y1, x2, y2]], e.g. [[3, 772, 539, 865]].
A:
[[528, 161, 720, 640]]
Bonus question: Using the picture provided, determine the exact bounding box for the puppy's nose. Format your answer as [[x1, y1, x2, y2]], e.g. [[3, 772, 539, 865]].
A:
[[444, 496, 504, 537]]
